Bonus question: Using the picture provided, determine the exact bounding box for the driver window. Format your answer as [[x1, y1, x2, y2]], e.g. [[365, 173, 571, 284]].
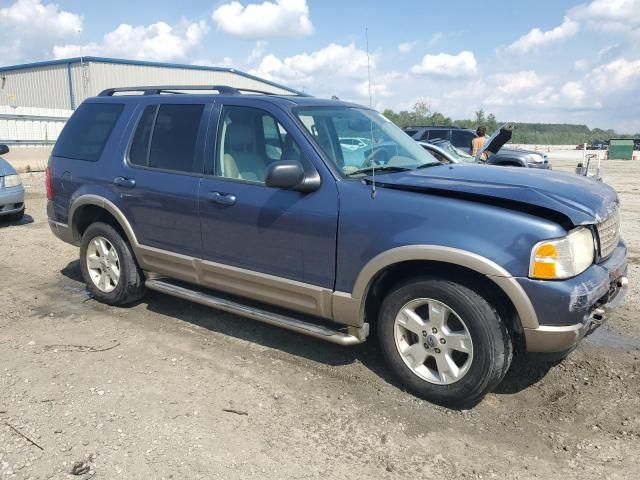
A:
[[216, 106, 305, 183]]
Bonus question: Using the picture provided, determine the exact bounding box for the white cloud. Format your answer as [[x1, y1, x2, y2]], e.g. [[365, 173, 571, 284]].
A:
[[252, 42, 371, 83], [586, 57, 640, 93], [0, 0, 82, 63], [247, 40, 269, 62], [53, 20, 208, 62], [561, 81, 586, 104], [212, 0, 313, 39], [493, 71, 545, 94], [251, 42, 389, 101], [570, 0, 640, 33], [505, 16, 578, 54], [410, 51, 477, 78], [398, 41, 417, 54]]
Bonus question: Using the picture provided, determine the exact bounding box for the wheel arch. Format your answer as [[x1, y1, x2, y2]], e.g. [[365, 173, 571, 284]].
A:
[[333, 246, 539, 332], [70, 195, 138, 247]]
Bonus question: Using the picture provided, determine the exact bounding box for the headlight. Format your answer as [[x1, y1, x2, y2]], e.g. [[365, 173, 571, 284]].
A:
[[3, 174, 22, 188], [527, 153, 544, 163], [529, 227, 595, 279]]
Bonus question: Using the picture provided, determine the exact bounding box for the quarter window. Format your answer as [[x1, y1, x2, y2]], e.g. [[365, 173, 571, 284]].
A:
[[53, 103, 124, 162]]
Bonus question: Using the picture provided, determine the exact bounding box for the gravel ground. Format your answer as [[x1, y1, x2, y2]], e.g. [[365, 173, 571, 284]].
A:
[[1, 158, 638, 479]]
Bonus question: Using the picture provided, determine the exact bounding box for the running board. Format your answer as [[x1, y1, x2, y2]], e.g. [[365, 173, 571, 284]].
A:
[[145, 279, 367, 346]]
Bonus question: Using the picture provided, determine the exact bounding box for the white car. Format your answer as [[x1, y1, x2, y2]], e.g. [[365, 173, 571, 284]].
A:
[[0, 145, 25, 222], [339, 137, 370, 151]]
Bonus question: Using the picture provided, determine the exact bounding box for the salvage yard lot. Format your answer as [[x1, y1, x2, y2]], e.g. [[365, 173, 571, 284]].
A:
[[1, 158, 639, 479]]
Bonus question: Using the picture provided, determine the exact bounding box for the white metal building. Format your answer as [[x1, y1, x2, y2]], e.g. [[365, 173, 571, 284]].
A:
[[0, 56, 302, 146]]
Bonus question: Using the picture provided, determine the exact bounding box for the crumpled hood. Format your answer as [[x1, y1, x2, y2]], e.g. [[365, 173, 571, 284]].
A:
[[367, 164, 618, 226]]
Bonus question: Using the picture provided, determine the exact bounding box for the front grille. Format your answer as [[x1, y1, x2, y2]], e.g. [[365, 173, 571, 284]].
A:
[[596, 209, 620, 258]]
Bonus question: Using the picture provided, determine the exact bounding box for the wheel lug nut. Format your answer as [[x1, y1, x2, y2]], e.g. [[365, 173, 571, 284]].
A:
[[432, 328, 437, 334], [435, 348, 441, 354], [440, 338, 446, 344], [422, 330, 427, 337], [423, 343, 429, 349]]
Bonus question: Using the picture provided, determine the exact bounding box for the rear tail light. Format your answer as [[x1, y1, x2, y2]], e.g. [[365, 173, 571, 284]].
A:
[[45, 167, 54, 200]]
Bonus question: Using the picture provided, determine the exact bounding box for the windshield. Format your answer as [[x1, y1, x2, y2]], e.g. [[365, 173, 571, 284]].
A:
[[437, 141, 475, 163], [295, 107, 440, 176]]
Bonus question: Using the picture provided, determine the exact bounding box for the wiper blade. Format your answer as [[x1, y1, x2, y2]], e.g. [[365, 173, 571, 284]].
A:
[[415, 162, 443, 169], [347, 165, 412, 176]]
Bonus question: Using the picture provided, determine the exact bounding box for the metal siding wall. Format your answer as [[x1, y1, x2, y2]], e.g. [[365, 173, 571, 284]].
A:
[[0, 60, 293, 143], [0, 65, 71, 109], [80, 62, 291, 104]]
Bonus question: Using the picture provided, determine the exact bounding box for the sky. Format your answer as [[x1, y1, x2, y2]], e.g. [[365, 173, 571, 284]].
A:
[[0, 0, 639, 131]]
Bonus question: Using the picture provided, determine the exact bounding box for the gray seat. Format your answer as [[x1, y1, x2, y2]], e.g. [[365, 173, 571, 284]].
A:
[[223, 120, 266, 182]]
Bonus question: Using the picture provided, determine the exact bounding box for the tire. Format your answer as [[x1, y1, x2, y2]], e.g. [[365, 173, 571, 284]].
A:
[[7, 209, 24, 222], [377, 277, 512, 408], [80, 222, 146, 305]]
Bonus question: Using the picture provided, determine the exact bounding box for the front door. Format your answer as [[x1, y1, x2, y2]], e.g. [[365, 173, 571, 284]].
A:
[[198, 101, 339, 316]]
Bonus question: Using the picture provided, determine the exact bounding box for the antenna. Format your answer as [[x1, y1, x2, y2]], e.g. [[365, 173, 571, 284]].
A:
[[366, 27, 372, 109], [366, 27, 376, 199]]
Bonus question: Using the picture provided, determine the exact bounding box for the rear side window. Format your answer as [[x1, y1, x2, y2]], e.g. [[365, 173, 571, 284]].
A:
[[128, 104, 204, 173], [427, 129, 450, 141], [451, 130, 475, 149], [53, 103, 124, 161]]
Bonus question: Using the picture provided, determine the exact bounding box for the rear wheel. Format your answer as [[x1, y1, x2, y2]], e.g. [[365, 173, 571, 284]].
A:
[[378, 277, 512, 408], [80, 222, 146, 305]]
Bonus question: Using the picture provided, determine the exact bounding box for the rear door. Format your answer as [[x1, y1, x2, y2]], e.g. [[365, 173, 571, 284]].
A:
[[114, 99, 212, 257]]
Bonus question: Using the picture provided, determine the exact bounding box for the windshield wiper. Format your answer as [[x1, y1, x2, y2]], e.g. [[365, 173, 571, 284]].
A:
[[415, 162, 443, 169], [347, 165, 412, 176]]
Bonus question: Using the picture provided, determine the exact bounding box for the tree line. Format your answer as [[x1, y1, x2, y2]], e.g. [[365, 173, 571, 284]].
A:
[[382, 101, 638, 145]]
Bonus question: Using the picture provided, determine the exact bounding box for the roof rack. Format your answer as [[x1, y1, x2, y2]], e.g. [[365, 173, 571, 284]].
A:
[[98, 85, 304, 97]]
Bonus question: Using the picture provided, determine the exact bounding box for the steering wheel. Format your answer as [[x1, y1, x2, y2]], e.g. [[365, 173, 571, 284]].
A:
[[360, 148, 389, 169]]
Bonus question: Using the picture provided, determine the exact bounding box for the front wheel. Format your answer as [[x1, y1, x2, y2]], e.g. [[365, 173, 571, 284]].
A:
[[378, 278, 512, 408]]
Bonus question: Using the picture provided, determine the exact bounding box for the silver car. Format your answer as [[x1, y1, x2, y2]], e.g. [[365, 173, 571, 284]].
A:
[[0, 145, 25, 221]]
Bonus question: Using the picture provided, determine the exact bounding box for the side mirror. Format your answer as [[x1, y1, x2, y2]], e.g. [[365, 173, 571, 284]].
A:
[[265, 160, 320, 193], [0, 144, 9, 156]]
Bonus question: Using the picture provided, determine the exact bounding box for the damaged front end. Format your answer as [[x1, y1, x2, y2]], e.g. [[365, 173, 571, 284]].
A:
[[520, 237, 628, 356]]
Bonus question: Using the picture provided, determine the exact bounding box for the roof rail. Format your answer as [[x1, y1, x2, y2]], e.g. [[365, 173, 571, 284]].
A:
[[98, 85, 304, 97]]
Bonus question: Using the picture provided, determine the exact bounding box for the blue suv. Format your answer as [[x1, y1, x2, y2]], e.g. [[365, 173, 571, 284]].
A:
[[47, 86, 628, 407]]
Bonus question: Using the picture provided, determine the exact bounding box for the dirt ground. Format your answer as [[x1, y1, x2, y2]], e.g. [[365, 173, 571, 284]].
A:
[[1, 157, 638, 479]]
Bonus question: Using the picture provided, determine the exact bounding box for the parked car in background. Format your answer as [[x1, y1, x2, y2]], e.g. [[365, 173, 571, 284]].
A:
[[0, 145, 25, 221], [591, 140, 608, 150], [48, 86, 627, 408], [339, 137, 370, 151], [420, 127, 552, 169], [403, 126, 476, 153]]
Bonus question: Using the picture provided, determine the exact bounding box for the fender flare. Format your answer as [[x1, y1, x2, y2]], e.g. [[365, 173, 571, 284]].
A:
[[69, 194, 139, 246], [332, 245, 539, 329]]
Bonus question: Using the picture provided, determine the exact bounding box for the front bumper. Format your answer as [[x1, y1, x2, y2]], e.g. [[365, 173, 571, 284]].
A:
[[524, 276, 627, 353], [0, 185, 25, 216], [521, 243, 628, 353], [527, 161, 552, 170]]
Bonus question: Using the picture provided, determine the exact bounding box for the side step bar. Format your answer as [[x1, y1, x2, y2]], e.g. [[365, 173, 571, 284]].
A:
[[145, 279, 367, 346]]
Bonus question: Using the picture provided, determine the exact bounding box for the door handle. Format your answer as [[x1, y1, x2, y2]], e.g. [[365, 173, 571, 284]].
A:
[[113, 176, 136, 188], [207, 191, 236, 206]]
